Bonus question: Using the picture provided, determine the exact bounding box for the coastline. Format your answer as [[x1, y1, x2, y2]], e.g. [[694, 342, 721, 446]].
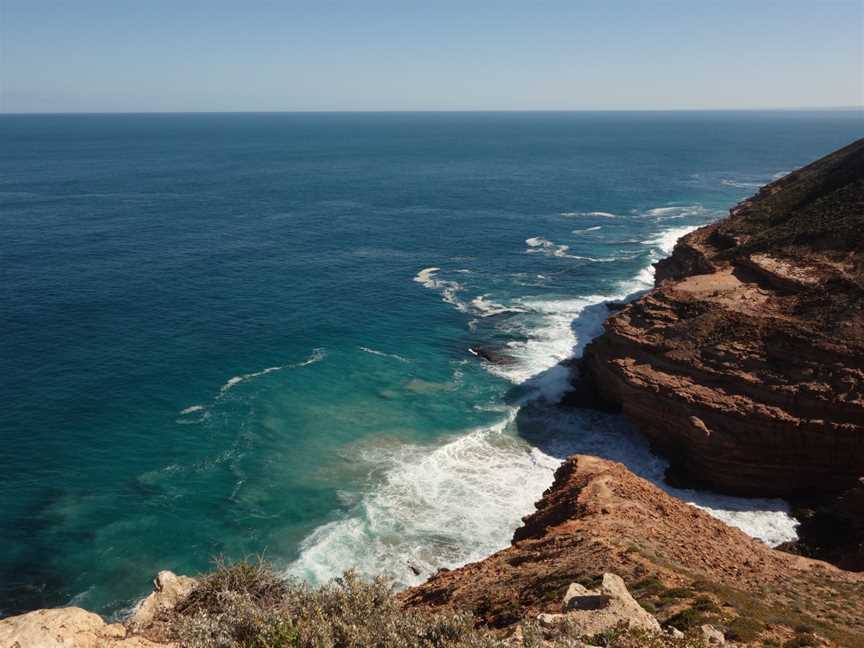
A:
[[285, 212, 799, 593]]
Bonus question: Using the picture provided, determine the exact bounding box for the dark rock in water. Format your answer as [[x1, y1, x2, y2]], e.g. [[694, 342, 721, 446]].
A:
[[468, 346, 514, 365], [778, 479, 864, 571]]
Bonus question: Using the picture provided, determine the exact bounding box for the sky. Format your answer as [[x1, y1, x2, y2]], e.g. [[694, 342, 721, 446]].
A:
[[1, 0, 862, 113]]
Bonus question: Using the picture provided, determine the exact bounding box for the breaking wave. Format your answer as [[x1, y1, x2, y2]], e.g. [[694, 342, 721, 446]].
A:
[[287, 412, 564, 588], [288, 217, 797, 590]]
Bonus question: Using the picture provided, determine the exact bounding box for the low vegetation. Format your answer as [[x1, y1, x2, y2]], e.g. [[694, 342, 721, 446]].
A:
[[163, 558, 495, 648], [152, 559, 712, 648]]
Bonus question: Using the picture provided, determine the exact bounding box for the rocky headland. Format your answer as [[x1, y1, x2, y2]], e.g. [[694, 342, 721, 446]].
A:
[[402, 140, 864, 645], [401, 455, 864, 647], [578, 138, 864, 499]]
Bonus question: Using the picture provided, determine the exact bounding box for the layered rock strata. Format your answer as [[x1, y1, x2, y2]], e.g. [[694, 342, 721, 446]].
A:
[[580, 139, 864, 496]]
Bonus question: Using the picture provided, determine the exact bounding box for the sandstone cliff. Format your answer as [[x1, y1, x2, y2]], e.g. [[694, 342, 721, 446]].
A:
[[580, 139, 864, 497], [401, 455, 864, 647]]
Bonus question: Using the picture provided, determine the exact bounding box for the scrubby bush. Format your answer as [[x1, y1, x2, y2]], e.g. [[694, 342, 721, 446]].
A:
[[725, 616, 765, 642], [165, 558, 497, 648], [160, 559, 714, 648]]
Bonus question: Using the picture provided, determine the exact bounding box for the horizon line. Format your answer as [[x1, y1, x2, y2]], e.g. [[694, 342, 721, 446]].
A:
[[2, 106, 863, 116]]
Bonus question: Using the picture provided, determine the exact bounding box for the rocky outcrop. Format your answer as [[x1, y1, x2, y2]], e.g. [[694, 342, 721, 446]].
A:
[[401, 455, 864, 646], [536, 573, 660, 635], [581, 139, 864, 497], [128, 571, 197, 632], [0, 572, 194, 648], [0, 607, 169, 648]]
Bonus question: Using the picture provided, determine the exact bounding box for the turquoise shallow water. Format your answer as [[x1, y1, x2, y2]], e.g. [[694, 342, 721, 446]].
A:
[[1, 111, 861, 617]]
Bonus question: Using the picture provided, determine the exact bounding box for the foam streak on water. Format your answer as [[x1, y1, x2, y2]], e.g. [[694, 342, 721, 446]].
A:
[[359, 346, 412, 363]]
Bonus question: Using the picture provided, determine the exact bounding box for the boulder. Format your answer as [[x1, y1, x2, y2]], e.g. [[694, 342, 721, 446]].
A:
[[537, 572, 660, 636], [128, 571, 197, 630], [0, 607, 165, 648], [700, 624, 726, 645]]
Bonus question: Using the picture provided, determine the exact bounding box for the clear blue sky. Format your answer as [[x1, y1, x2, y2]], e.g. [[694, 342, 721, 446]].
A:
[[1, 0, 862, 112]]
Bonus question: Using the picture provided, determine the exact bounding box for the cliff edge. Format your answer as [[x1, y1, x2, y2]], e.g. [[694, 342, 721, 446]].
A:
[[402, 455, 864, 647], [580, 139, 864, 497]]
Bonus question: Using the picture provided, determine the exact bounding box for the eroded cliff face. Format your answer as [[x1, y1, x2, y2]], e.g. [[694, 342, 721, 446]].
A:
[[581, 139, 864, 497], [401, 455, 864, 646]]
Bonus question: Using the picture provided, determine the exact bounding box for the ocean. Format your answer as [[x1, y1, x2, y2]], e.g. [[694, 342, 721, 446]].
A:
[[1, 110, 861, 618]]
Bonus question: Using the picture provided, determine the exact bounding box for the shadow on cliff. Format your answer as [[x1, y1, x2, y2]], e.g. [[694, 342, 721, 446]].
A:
[[498, 298, 796, 533]]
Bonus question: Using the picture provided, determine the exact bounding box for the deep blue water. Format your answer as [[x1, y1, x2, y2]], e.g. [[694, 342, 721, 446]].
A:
[[1, 111, 861, 618]]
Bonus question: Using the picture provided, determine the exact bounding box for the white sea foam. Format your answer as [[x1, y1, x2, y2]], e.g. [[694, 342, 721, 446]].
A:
[[482, 295, 608, 398], [572, 226, 603, 234], [287, 411, 563, 588], [525, 236, 550, 247], [217, 348, 327, 396], [469, 295, 529, 318], [525, 237, 612, 262], [179, 405, 205, 415], [289, 218, 797, 589], [600, 225, 702, 294], [644, 205, 711, 221], [414, 267, 468, 312], [483, 236, 684, 393], [720, 179, 763, 189], [360, 346, 411, 363], [560, 211, 616, 218], [522, 409, 798, 547], [646, 206, 682, 216], [288, 397, 797, 589], [643, 225, 701, 255], [414, 266, 440, 285]]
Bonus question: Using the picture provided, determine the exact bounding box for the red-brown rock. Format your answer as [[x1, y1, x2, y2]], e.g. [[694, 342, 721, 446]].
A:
[[581, 139, 864, 497]]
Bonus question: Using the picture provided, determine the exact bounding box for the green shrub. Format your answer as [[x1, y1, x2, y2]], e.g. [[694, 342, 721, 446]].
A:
[[690, 596, 719, 614], [664, 608, 709, 631], [725, 616, 765, 642], [661, 588, 694, 600]]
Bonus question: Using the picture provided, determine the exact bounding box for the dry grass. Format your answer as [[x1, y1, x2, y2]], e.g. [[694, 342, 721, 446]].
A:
[[157, 559, 714, 648], [162, 558, 497, 648]]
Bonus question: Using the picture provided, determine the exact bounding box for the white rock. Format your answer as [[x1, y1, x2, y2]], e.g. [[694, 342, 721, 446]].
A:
[[666, 626, 685, 639], [542, 572, 661, 637], [128, 571, 197, 630], [700, 623, 726, 645], [562, 583, 608, 612]]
